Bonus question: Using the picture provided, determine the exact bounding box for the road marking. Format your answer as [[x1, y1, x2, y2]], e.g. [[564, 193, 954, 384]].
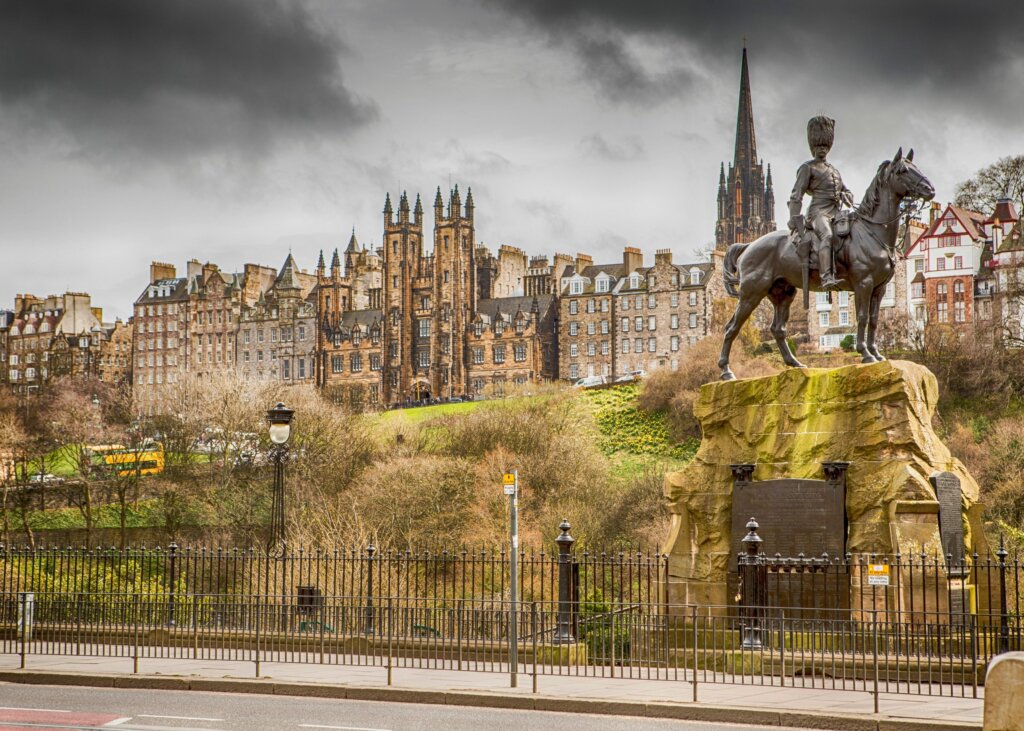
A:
[[298, 725, 392, 731], [0, 708, 70, 713], [106, 719, 133, 726], [138, 716, 224, 722]]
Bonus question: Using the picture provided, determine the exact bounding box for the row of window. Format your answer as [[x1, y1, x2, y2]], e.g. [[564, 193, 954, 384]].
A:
[[470, 344, 529, 364], [138, 304, 179, 317], [471, 320, 527, 336], [331, 353, 383, 373], [242, 325, 306, 344], [914, 255, 965, 272], [567, 313, 699, 336], [137, 354, 180, 368], [819, 311, 851, 328], [567, 292, 699, 316]]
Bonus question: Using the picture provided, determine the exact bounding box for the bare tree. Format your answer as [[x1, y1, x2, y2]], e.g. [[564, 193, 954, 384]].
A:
[[44, 378, 114, 547], [955, 155, 1024, 215]]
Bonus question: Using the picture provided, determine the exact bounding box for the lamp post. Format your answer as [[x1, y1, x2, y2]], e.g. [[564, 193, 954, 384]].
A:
[[266, 402, 294, 552]]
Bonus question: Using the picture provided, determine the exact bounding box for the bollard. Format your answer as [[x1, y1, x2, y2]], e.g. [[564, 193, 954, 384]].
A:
[[997, 535, 1009, 654], [553, 519, 576, 644], [364, 544, 376, 636], [167, 541, 178, 627], [739, 518, 764, 650]]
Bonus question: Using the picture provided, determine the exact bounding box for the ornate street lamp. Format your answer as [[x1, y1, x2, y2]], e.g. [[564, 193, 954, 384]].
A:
[[266, 402, 294, 551]]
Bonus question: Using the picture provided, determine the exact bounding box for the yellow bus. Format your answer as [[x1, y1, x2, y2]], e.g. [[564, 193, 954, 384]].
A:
[[87, 442, 165, 477]]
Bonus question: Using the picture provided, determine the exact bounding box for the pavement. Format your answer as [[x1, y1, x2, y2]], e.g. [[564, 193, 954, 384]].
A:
[[0, 653, 983, 731]]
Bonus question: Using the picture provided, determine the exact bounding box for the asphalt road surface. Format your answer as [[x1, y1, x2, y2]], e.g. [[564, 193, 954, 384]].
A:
[[0, 684, 806, 731]]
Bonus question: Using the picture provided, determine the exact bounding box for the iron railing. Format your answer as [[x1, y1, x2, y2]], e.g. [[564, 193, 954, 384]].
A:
[[0, 538, 667, 608], [1, 591, 1016, 710]]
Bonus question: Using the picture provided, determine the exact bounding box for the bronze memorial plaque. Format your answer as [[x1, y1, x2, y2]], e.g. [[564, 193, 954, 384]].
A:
[[931, 471, 966, 568], [731, 478, 847, 560]]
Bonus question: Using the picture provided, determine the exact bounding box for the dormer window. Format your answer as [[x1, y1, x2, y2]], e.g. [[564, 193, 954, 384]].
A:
[[595, 275, 609, 293], [570, 280, 583, 295], [630, 274, 640, 289], [690, 269, 701, 285], [474, 322, 484, 337]]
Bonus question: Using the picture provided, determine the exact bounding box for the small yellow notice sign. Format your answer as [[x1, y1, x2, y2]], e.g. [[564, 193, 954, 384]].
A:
[[867, 564, 890, 587], [503, 472, 517, 494]]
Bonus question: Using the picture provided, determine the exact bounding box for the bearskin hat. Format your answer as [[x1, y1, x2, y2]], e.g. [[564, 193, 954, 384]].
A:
[[807, 116, 835, 149]]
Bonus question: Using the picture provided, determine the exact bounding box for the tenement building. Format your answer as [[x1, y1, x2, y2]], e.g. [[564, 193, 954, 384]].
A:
[[1, 292, 124, 394], [558, 247, 710, 381], [132, 259, 278, 415], [237, 255, 318, 384]]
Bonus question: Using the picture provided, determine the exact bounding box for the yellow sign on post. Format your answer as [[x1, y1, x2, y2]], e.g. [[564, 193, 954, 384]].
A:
[[867, 564, 890, 587], [503, 473, 516, 485]]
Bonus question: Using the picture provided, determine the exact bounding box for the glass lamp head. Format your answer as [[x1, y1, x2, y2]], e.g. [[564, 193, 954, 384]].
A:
[[266, 402, 294, 445]]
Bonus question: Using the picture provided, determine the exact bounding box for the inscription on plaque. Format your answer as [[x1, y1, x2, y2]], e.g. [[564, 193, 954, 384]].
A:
[[931, 471, 966, 570], [731, 478, 847, 560]]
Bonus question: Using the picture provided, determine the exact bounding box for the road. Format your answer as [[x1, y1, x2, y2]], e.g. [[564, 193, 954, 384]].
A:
[[0, 684, 806, 731]]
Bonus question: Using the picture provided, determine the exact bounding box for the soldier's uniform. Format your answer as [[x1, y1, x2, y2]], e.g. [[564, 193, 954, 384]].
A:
[[788, 116, 853, 291]]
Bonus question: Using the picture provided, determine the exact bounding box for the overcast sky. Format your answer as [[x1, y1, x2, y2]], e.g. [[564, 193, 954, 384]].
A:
[[3, 0, 1023, 320]]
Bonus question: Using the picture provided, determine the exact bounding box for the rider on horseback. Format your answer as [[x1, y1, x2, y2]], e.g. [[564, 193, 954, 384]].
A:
[[787, 116, 854, 291]]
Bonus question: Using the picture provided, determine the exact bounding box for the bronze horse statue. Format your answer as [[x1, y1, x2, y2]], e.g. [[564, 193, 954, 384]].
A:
[[718, 148, 935, 380]]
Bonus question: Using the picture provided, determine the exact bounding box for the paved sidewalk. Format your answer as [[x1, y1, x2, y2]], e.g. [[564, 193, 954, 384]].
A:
[[0, 653, 982, 730]]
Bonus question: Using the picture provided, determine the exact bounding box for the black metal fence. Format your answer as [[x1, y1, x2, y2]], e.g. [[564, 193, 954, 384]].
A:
[[0, 590, 1011, 709], [735, 521, 1023, 645], [0, 523, 667, 610]]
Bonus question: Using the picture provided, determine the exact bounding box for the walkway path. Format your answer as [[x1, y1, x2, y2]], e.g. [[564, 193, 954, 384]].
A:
[[0, 653, 982, 730]]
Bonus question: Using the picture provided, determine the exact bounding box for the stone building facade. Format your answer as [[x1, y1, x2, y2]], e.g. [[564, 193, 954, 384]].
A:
[[236, 255, 318, 384], [132, 259, 281, 415], [466, 295, 556, 396], [558, 247, 711, 381], [3, 292, 109, 394]]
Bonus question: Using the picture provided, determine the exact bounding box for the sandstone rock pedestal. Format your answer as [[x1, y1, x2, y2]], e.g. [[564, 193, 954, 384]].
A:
[[664, 360, 986, 611]]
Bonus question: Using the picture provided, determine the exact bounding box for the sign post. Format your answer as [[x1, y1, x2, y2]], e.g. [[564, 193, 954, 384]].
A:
[[867, 564, 890, 587], [503, 471, 519, 688]]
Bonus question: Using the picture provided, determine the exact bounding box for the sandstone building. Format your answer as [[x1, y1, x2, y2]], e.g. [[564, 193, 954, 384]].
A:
[[1, 292, 127, 394], [558, 247, 710, 381]]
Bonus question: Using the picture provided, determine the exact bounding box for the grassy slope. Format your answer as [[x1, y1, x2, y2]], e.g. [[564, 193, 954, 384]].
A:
[[579, 383, 698, 477], [19, 385, 694, 530]]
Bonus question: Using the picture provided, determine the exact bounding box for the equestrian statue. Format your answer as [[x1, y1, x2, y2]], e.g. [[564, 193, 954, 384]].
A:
[[718, 116, 935, 381]]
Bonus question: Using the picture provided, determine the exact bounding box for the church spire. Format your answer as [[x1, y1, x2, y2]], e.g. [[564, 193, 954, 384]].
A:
[[733, 45, 757, 173], [715, 45, 774, 251]]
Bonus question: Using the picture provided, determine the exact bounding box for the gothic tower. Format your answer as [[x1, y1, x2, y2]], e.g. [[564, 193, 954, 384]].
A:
[[381, 191, 425, 402], [431, 185, 476, 398], [715, 46, 776, 251]]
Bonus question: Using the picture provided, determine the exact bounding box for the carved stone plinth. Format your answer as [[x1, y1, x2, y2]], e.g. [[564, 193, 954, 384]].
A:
[[663, 360, 987, 614]]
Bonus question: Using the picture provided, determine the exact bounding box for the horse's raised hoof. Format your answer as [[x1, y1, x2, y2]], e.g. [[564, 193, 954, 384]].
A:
[[721, 369, 736, 381], [785, 359, 806, 369], [870, 351, 886, 361]]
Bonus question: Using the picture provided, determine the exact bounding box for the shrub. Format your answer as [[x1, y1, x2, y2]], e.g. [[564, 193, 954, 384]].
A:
[[840, 334, 856, 352]]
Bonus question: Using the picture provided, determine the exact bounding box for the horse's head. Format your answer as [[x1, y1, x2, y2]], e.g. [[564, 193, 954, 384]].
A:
[[887, 147, 935, 202]]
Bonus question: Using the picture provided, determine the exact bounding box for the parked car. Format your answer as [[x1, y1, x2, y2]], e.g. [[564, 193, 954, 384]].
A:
[[28, 473, 64, 485], [573, 375, 606, 388]]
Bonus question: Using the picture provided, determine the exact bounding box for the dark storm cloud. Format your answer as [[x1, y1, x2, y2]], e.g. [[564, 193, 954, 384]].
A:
[[579, 133, 644, 161], [485, 1, 1024, 111], [571, 30, 697, 104], [0, 0, 375, 161]]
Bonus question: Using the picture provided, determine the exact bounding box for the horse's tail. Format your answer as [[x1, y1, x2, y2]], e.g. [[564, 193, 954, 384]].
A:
[[723, 243, 749, 298]]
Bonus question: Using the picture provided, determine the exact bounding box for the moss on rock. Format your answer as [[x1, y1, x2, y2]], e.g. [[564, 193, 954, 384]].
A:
[[664, 360, 982, 605]]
